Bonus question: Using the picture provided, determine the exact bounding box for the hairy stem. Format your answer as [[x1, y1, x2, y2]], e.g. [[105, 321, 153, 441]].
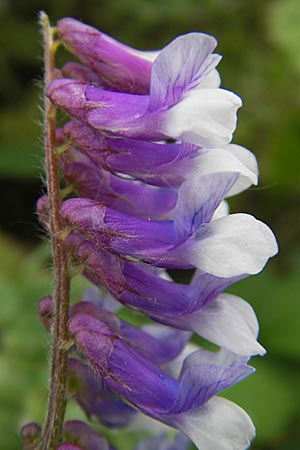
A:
[[40, 12, 70, 450]]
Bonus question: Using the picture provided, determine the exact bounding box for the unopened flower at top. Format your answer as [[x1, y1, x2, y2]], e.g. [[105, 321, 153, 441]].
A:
[[48, 26, 241, 147]]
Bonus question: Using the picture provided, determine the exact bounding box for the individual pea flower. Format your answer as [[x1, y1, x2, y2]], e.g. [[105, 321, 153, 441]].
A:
[[47, 27, 242, 148], [71, 301, 191, 365], [60, 170, 278, 278], [39, 294, 191, 366], [63, 232, 264, 357], [59, 119, 257, 192], [68, 312, 256, 450], [56, 17, 221, 94]]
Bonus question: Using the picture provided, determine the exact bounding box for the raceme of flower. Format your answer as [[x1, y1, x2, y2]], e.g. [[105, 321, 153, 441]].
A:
[[26, 14, 278, 450]]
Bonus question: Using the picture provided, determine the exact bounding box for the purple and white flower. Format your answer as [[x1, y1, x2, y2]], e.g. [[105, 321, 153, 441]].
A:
[[60, 171, 277, 278], [57, 17, 220, 94], [48, 28, 241, 147], [69, 313, 256, 450]]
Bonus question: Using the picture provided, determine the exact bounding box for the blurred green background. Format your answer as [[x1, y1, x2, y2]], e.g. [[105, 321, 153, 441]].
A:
[[0, 0, 300, 449]]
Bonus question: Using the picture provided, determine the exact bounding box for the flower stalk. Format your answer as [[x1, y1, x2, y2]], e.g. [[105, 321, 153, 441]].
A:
[[39, 12, 70, 450]]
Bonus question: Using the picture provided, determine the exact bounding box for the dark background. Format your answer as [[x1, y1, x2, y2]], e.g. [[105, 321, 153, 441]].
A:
[[0, 0, 299, 449]]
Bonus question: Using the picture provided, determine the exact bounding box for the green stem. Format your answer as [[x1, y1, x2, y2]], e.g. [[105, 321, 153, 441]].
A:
[[39, 12, 70, 450]]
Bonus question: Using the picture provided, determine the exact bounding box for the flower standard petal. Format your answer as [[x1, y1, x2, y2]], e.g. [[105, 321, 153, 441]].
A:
[[173, 171, 239, 243], [149, 33, 220, 111]]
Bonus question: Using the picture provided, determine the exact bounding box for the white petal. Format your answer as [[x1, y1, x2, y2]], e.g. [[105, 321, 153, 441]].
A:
[[197, 68, 221, 88], [225, 143, 259, 177], [187, 213, 278, 277], [181, 293, 266, 356], [170, 396, 255, 450], [189, 146, 258, 195], [223, 143, 259, 195], [160, 89, 242, 148], [211, 200, 229, 220]]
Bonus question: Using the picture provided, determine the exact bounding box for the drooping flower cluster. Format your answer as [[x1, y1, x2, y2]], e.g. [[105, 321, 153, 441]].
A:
[[26, 17, 277, 450]]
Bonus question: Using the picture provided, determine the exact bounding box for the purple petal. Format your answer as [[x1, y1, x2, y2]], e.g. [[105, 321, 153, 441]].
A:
[[121, 322, 191, 365], [190, 270, 244, 308], [149, 33, 220, 111], [170, 349, 253, 413], [173, 172, 239, 243]]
